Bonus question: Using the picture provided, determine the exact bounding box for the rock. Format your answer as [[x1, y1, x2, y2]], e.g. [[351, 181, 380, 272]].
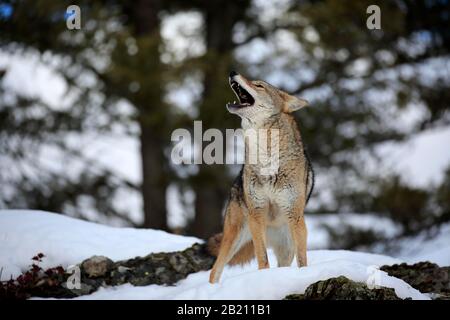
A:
[[381, 262, 450, 299], [117, 266, 131, 273], [1, 242, 213, 299], [169, 252, 192, 273], [284, 276, 402, 300], [106, 243, 215, 287], [184, 243, 216, 271], [81, 256, 114, 278]]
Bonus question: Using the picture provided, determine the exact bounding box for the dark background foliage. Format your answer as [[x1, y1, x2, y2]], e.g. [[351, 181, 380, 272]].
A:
[[0, 0, 449, 245]]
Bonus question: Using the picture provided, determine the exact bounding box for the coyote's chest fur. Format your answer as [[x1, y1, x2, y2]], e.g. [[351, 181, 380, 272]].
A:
[[241, 113, 312, 222]]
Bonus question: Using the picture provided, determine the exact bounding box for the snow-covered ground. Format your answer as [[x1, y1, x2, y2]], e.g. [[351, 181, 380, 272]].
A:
[[75, 252, 425, 300], [0, 210, 199, 280], [2, 210, 448, 300]]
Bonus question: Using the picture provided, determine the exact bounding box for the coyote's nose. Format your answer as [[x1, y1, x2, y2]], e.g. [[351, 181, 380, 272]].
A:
[[229, 71, 239, 78]]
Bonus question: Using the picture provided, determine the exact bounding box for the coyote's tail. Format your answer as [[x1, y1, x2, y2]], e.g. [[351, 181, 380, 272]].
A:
[[207, 233, 255, 265]]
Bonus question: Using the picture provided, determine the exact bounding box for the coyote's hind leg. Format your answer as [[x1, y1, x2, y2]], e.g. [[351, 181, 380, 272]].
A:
[[209, 202, 248, 284]]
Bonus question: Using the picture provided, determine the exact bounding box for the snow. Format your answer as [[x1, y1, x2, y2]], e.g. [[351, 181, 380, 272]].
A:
[[0, 210, 200, 281], [0, 210, 440, 300], [74, 256, 426, 300]]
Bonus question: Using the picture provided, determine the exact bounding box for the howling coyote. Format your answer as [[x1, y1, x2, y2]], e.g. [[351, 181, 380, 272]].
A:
[[209, 71, 314, 283]]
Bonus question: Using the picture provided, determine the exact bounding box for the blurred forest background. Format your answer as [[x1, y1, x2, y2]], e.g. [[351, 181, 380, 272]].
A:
[[0, 0, 449, 250]]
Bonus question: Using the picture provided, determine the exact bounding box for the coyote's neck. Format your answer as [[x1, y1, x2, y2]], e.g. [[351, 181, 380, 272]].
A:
[[242, 113, 304, 166]]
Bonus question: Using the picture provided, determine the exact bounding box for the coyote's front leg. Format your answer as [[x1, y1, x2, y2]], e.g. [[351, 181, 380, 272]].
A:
[[248, 209, 269, 269], [287, 198, 308, 267]]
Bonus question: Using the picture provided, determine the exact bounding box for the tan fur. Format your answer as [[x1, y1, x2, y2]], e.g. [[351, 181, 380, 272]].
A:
[[209, 72, 314, 283], [207, 233, 255, 265]]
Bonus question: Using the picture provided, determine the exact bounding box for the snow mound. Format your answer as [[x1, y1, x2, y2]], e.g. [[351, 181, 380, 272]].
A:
[[0, 210, 200, 281], [0, 210, 432, 300], [74, 251, 426, 300]]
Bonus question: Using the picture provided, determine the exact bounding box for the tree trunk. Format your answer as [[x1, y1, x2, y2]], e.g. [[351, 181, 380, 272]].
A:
[[140, 126, 168, 230], [190, 165, 229, 238], [188, 0, 250, 238], [133, 0, 168, 230]]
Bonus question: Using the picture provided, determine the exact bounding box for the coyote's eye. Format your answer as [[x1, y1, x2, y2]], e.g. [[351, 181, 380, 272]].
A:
[[255, 84, 264, 89]]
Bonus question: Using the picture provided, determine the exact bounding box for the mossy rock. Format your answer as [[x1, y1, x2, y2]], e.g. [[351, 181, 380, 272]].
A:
[[4, 242, 215, 299], [381, 262, 450, 298], [284, 276, 402, 300], [70, 243, 216, 291]]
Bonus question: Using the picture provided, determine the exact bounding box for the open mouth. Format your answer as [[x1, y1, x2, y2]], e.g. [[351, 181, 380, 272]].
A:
[[227, 80, 255, 109]]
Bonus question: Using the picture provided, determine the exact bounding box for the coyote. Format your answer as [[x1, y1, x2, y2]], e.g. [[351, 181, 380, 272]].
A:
[[208, 71, 314, 283]]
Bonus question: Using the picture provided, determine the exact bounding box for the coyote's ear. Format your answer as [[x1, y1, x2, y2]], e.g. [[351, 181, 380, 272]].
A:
[[281, 93, 309, 113]]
